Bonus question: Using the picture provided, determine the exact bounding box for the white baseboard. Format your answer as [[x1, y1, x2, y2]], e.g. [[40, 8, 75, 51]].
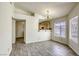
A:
[[26, 39, 50, 44]]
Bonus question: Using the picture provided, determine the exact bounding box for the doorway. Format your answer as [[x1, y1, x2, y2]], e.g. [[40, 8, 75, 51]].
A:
[[15, 20, 26, 44], [12, 18, 26, 44]]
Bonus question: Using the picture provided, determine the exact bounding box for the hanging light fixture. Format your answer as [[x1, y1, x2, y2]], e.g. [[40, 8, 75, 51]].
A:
[[45, 9, 51, 20]]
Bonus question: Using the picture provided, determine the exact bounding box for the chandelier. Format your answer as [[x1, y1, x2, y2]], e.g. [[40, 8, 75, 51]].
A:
[[45, 9, 52, 20]]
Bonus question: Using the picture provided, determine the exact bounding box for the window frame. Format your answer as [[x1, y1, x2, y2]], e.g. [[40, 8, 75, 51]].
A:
[[54, 21, 66, 38]]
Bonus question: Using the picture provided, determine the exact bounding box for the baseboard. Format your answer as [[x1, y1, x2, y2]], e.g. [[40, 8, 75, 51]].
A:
[[0, 47, 12, 56], [26, 40, 50, 44], [8, 46, 12, 56], [16, 37, 24, 39], [51, 39, 68, 46]]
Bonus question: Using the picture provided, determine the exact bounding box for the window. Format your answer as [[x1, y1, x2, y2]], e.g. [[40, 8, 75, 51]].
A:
[[60, 22, 66, 37], [54, 23, 61, 37], [54, 21, 66, 37], [69, 16, 78, 44]]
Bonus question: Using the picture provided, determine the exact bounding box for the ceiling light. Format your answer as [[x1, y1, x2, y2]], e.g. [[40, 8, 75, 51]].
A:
[[44, 9, 52, 20], [45, 9, 51, 16]]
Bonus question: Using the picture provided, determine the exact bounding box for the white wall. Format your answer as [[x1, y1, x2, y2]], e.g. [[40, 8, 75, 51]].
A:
[[26, 14, 51, 43], [13, 10, 51, 44], [12, 20, 16, 44], [0, 3, 13, 55], [25, 15, 39, 43], [13, 12, 26, 19], [68, 4, 79, 55], [12, 9, 27, 44], [14, 7, 30, 15], [38, 30, 51, 42]]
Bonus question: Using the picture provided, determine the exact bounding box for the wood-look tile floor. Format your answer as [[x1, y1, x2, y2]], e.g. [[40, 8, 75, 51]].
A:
[[10, 39, 77, 56]]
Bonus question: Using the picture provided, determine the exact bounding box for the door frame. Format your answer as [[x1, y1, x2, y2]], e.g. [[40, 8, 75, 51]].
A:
[[12, 17, 26, 44]]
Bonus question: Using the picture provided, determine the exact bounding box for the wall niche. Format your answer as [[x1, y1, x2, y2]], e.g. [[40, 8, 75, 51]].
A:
[[39, 20, 51, 30]]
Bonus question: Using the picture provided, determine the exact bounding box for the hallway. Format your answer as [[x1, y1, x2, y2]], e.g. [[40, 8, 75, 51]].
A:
[[16, 38, 25, 44], [10, 40, 77, 56]]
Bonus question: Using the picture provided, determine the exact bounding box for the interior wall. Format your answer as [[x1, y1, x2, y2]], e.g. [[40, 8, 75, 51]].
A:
[[16, 21, 25, 38], [52, 16, 68, 45], [12, 8, 27, 44], [13, 8, 51, 44], [14, 7, 31, 16], [38, 30, 51, 42], [0, 2, 13, 55], [25, 14, 51, 43], [25, 15, 39, 43], [12, 20, 16, 44], [68, 4, 79, 55]]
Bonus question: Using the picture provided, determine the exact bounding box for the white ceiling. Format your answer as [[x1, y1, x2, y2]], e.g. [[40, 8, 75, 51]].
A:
[[14, 2, 76, 19]]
